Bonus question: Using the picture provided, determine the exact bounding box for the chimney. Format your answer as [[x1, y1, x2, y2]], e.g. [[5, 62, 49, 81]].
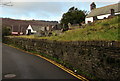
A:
[[90, 2, 96, 10]]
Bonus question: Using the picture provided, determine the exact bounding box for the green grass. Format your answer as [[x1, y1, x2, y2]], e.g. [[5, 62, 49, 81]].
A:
[[8, 16, 120, 41], [47, 16, 119, 41]]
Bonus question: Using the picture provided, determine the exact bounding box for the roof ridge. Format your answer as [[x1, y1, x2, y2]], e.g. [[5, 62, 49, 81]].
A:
[[94, 3, 119, 10], [86, 3, 120, 18]]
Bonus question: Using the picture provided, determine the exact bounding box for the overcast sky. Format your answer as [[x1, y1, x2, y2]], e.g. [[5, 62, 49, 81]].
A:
[[0, 0, 119, 21]]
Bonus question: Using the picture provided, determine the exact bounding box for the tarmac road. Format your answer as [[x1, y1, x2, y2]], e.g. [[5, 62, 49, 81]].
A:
[[2, 44, 79, 80]]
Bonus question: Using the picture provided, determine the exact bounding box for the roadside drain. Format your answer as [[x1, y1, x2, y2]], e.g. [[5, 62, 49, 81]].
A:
[[4, 74, 16, 78]]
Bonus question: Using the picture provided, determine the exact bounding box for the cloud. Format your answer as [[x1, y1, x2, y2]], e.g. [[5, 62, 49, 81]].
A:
[[1, 1, 117, 21], [1, 2, 63, 20], [8, 0, 120, 2]]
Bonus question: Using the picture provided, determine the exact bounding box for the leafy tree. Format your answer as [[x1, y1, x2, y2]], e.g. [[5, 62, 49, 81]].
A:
[[2, 27, 11, 37], [60, 7, 87, 30]]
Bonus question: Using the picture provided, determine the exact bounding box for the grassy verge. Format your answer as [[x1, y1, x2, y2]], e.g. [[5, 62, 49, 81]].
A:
[[47, 16, 119, 41]]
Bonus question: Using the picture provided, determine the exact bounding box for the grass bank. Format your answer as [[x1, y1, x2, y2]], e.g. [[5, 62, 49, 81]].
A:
[[9, 16, 120, 41]]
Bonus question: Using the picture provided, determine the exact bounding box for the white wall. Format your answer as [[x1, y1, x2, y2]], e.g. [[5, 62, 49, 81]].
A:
[[85, 17, 93, 24], [41, 27, 45, 31], [97, 14, 110, 19], [26, 25, 36, 34], [85, 14, 110, 24], [85, 12, 120, 24], [115, 12, 120, 15], [47, 26, 49, 31], [97, 12, 120, 19]]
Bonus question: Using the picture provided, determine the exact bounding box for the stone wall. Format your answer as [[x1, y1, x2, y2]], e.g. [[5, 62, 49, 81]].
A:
[[3, 37, 120, 80]]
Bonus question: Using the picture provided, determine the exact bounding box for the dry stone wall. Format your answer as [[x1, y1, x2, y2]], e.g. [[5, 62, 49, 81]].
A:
[[3, 37, 120, 80]]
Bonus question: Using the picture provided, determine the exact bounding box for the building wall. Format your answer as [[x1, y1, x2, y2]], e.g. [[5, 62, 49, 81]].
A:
[[115, 12, 120, 15], [26, 25, 36, 34], [11, 32, 19, 35], [85, 12, 120, 24], [85, 17, 93, 24], [41, 27, 45, 31], [97, 14, 110, 19], [97, 12, 120, 19], [47, 26, 50, 31]]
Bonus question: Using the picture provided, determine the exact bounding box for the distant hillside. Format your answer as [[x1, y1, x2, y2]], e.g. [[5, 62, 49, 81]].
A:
[[1, 18, 58, 28]]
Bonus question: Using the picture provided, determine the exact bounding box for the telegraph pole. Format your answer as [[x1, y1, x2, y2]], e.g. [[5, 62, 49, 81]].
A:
[[18, 24, 20, 35]]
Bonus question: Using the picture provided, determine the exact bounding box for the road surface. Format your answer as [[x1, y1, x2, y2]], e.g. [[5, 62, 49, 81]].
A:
[[2, 44, 79, 80]]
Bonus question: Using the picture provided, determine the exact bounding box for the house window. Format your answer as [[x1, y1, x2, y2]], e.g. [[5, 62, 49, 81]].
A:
[[111, 9, 115, 16]]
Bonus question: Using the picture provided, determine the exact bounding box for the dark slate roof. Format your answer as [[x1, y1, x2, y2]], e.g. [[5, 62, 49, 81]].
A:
[[31, 25, 43, 32], [12, 25, 28, 34], [86, 3, 120, 18], [12, 25, 20, 32]]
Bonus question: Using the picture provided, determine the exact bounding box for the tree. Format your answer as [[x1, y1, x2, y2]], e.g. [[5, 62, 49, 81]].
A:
[[60, 7, 87, 30], [0, 0, 13, 7], [2, 27, 11, 37]]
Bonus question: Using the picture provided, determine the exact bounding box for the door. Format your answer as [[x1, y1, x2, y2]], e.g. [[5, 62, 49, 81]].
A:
[[28, 29, 31, 35]]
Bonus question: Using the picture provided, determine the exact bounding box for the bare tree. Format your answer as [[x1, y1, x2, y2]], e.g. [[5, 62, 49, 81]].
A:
[[0, 0, 13, 7]]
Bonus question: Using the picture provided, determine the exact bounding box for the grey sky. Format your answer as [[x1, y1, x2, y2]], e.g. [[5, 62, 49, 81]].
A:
[[0, 1, 118, 21]]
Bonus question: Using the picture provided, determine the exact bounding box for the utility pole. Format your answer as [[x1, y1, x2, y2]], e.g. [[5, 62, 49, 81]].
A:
[[18, 24, 20, 35], [21, 27, 23, 35]]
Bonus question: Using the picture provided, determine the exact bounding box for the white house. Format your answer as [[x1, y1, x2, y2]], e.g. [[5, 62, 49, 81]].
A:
[[85, 2, 120, 24], [26, 25, 53, 35], [26, 25, 37, 35]]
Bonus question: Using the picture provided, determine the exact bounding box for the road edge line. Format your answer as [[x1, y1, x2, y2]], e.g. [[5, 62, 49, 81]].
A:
[[3, 43, 89, 81]]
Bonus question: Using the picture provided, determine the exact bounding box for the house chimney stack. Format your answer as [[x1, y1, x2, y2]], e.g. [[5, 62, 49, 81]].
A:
[[90, 2, 96, 10]]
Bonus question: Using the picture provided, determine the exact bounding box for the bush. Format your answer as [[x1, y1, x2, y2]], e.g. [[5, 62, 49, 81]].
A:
[[2, 27, 11, 37]]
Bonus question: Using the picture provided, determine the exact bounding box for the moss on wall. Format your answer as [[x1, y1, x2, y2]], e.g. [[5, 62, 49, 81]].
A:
[[3, 37, 120, 80]]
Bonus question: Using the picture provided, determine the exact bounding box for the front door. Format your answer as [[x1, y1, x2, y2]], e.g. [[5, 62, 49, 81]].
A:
[[28, 29, 31, 35]]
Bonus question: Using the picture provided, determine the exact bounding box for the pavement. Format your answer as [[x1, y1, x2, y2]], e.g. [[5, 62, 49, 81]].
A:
[[2, 44, 80, 80]]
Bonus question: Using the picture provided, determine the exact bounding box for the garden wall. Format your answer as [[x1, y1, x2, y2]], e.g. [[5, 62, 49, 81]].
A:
[[3, 37, 120, 80]]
